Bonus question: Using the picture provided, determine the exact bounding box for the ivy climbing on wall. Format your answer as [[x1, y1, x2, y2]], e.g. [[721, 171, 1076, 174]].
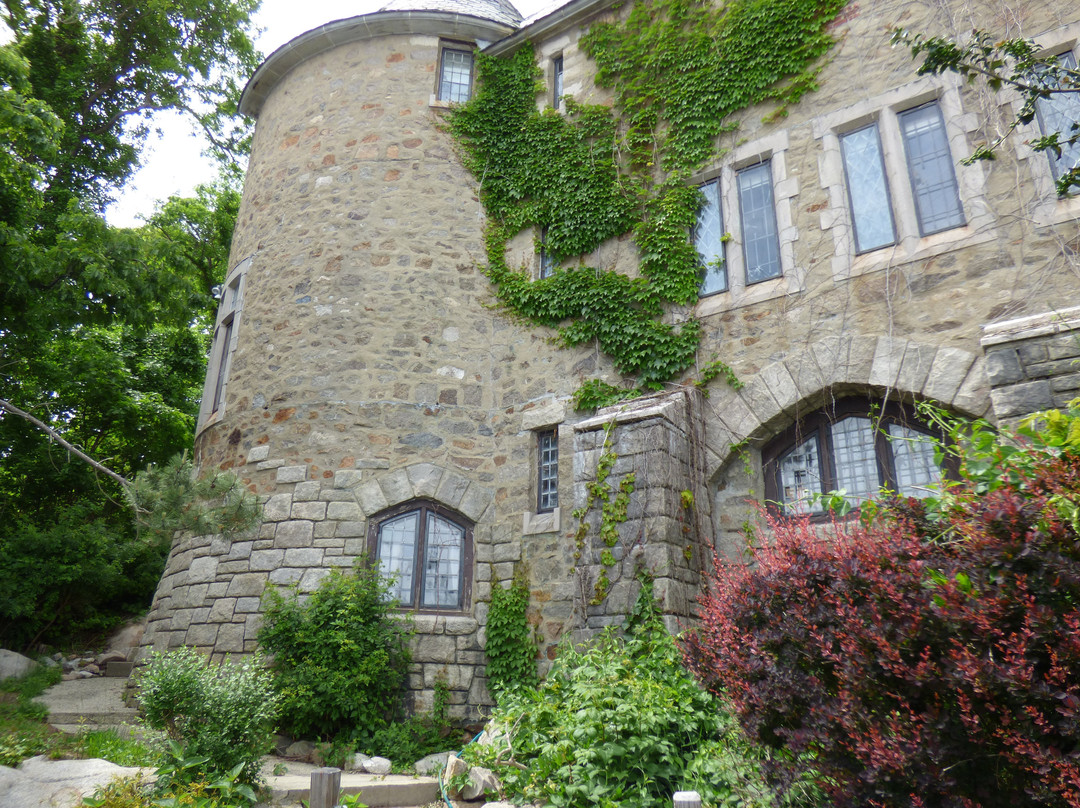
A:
[[448, 0, 847, 409]]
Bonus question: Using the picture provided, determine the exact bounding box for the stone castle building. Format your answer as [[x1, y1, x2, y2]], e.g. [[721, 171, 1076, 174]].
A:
[[142, 0, 1080, 716]]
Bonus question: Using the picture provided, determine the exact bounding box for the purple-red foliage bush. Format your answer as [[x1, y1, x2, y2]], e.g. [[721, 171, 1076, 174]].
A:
[[686, 453, 1080, 808]]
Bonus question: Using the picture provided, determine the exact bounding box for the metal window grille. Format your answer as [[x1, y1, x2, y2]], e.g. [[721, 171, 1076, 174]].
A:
[[694, 178, 727, 295], [736, 161, 782, 284], [898, 102, 965, 235], [537, 429, 559, 512], [438, 48, 473, 103]]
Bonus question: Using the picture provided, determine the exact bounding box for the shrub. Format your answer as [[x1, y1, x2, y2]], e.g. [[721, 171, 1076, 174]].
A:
[[463, 580, 777, 808], [688, 441, 1080, 807], [258, 558, 412, 740], [137, 647, 279, 787]]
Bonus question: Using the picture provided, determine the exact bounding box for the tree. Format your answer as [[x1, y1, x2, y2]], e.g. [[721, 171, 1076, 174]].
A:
[[894, 29, 1080, 196]]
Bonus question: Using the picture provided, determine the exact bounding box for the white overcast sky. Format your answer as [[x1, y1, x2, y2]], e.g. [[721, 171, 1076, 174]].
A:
[[102, 0, 554, 227]]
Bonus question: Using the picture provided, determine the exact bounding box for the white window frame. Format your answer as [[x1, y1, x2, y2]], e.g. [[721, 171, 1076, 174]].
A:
[[431, 42, 475, 107], [1006, 22, 1080, 227], [695, 129, 804, 316], [197, 256, 249, 431], [812, 76, 995, 282], [521, 400, 565, 535]]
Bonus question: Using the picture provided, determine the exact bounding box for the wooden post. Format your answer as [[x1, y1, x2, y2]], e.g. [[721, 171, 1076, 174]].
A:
[[673, 791, 702, 808], [309, 767, 342, 808]]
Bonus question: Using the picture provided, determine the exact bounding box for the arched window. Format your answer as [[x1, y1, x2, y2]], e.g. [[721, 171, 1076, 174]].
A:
[[762, 398, 947, 515], [368, 501, 473, 611]]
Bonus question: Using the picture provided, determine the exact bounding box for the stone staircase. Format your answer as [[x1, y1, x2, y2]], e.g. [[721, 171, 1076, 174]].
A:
[[33, 676, 139, 735]]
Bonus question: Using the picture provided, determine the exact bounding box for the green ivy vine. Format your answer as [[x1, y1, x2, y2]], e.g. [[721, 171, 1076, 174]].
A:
[[485, 566, 539, 698], [448, 0, 846, 408]]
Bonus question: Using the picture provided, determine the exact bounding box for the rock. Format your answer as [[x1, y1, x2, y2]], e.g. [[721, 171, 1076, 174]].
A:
[[461, 766, 500, 801], [73, 670, 95, 679], [363, 755, 392, 775], [482, 802, 517, 808], [96, 650, 127, 666], [284, 740, 316, 760], [0, 649, 40, 681], [272, 735, 293, 756], [414, 751, 450, 776], [38, 656, 58, 669], [348, 752, 370, 772], [83, 664, 101, 675], [1, 756, 153, 808], [444, 753, 470, 797], [105, 620, 145, 659]]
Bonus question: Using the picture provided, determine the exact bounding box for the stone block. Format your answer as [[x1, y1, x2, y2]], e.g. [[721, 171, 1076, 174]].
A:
[[407, 463, 444, 497], [379, 469, 412, 503], [313, 520, 337, 538], [187, 556, 219, 584], [269, 568, 303, 586], [355, 480, 389, 515], [235, 597, 262, 613], [459, 484, 492, 522], [184, 623, 219, 646], [275, 520, 314, 548], [293, 481, 322, 501], [984, 347, 1024, 387], [208, 599, 236, 622], [249, 549, 284, 571], [336, 520, 366, 537], [412, 635, 456, 662], [277, 465, 308, 484], [327, 501, 362, 520], [284, 548, 325, 567], [225, 541, 253, 560], [1048, 333, 1080, 360], [923, 347, 976, 404], [334, 469, 365, 489], [299, 568, 332, 591], [247, 445, 270, 463], [990, 380, 1054, 418], [868, 336, 907, 390], [443, 616, 478, 635], [226, 574, 266, 597], [263, 494, 293, 522], [256, 459, 286, 471], [216, 623, 246, 653], [492, 541, 521, 563], [436, 470, 471, 508], [896, 341, 937, 394], [292, 501, 328, 520]]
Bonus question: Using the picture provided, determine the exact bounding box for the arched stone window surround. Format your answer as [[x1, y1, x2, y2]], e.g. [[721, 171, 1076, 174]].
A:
[[367, 498, 475, 613], [701, 335, 990, 484]]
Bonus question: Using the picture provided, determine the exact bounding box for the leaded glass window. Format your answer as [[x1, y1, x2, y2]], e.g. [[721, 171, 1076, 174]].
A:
[[899, 102, 965, 235], [694, 178, 727, 295], [371, 502, 472, 611], [1035, 51, 1080, 193], [537, 428, 559, 512], [764, 399, 949, 515], [840, 123, 897, 253], [737, 161, 781, 284], [438, 48, 473, 103]]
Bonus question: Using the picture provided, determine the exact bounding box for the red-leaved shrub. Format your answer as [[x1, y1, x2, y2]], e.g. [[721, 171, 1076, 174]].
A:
[[686, 453, 1080, 808]]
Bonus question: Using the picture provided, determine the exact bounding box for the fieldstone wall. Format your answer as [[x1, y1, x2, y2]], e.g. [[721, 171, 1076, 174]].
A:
[[983, 307, 1080, 426], [572, 392, 709, 634]]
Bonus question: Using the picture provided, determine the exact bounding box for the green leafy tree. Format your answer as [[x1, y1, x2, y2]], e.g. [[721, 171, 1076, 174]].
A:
[[894, 28, 1080, 196]]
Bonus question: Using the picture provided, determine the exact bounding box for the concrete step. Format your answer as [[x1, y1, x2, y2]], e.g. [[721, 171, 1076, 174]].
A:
[[260, 761, 440, 807], [33, 677, 138, 734]]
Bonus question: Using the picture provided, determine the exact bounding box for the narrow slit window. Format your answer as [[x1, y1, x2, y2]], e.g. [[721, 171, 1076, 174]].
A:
[[840, 123, 897, 253], [737, 161, 781, 284], [537, 428, 559, 513], [552, 55, 564, 110]]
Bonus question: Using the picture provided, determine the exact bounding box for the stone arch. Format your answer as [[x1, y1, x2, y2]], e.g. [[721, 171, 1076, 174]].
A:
[[350, 462, 494, 523], [702, 335, 990, 482]]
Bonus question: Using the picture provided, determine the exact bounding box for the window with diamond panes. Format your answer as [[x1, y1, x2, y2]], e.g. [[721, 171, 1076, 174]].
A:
[[370, 501, 472, 611], [840, 123, 897, 253], [1035, 51, 1080, 193], [737, 161, 781, 284], [764, 399, 946, 515], [694, 178, 727, 295], [438, 47, 473, 103], [537, 428, 559, 512], [899, 102, 965, 235]]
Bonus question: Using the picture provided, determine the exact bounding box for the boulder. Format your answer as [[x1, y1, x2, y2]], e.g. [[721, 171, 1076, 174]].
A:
[[1, 756, 153, 808], [461, 766, 500, 801], [284, 740, 316, 760], [414, 751, 450, 776], [363, 755, 392, 775], [0, 650, 39, 681]]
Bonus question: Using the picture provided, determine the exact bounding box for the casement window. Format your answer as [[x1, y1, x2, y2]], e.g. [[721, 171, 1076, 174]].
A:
[[552, 55, 564, 110], [839, 123, 897, 253], [198, 256, 249, 429], [437, 45, 474, 103], [369, 501, 473, 611], [539, 227, 556, 278], [763, 399, 946, 515], [1034, 50, 1080, 193], [536, 428, 559, 512], [737, 161, 782, 283], [694, 178, 727, 295], [897, 102, 966, 235]]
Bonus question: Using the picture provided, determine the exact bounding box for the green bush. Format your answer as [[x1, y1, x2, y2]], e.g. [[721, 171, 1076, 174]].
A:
[[258, 558, 412, 740], [462, 581, 779, 808], [137, 647, 279, 786]]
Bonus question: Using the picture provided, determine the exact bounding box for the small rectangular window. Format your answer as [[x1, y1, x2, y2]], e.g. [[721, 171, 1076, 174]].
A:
[[840, 123, 897, 253], [899, 102, 965, 235], [694, 178, 727, 295], [438, 47, 473, 103], [552, 55, 564, 110], [539, 227, 556, 278], [737, 161, 781, 284], [209, 271, 243, 416], [1035, 51, 1080, 194], [537, 428, 558, 513]]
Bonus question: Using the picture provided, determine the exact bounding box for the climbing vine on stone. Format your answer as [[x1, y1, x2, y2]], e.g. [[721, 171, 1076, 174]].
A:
[[449, 0, 846, 407]]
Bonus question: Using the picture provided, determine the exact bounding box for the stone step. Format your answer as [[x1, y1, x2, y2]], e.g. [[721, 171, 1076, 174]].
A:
[[261, 766, 441, 807], [33, 676, 139, 735]]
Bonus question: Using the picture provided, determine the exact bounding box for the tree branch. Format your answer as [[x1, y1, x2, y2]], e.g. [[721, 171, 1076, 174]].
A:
[[0, 397, 132, 494]]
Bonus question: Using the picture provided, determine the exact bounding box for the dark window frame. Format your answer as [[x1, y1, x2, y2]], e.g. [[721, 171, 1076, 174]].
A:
[[736, 159, 782, 284], [367, 499, 474, 614], [762, 397, 954, 517]]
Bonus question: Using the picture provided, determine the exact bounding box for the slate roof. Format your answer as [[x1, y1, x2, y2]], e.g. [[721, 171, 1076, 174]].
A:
[[379, 0, 523, 27]]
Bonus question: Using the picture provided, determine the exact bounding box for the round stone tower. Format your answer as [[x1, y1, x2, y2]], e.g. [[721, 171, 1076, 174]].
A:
[[139, 0, 610, 717]]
